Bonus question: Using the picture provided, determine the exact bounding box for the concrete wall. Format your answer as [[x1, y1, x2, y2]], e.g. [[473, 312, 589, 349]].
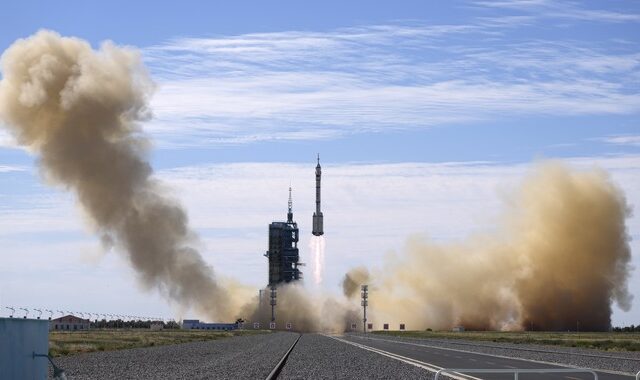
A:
[[0, 318, 49, 380]]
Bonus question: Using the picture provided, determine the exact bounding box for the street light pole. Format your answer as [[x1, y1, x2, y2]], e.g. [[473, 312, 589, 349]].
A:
[[270, 286, 277, 323], [361, 284, 368, 334]]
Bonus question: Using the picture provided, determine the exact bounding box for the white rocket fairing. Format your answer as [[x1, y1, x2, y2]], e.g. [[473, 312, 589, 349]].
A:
[[312, 154, 324, 236]]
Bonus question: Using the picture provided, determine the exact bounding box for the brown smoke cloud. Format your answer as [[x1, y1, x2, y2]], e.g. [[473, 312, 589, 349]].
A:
[[342, 266, 370, 299], [241, 283, 360, 332], [344, 163, 633, 331], [2, 32, 632, 333], [0, 30, 243, 321]]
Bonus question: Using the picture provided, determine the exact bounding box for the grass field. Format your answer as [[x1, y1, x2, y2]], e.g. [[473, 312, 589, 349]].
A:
[[49, 329, 268, 357], [372, 330, 640, 352]]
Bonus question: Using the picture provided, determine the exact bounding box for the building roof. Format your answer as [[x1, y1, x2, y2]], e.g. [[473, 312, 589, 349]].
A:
[[51, 315, 90, 323]]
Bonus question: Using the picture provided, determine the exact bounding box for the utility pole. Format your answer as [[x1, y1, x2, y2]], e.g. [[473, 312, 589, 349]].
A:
[[361, 284, 368, 334], [270, 286, 277, 323]]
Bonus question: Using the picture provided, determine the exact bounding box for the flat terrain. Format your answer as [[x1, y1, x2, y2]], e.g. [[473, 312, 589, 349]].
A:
[[49, 328, 266, 356], [50, 331, 298, 380], [373, 331, 640, 352], [47, 331, 640, 379]]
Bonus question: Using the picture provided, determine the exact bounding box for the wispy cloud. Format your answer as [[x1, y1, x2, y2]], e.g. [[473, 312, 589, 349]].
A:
[[141, 16, 640, 147], [474, 1, 640, 23], [602, 135, 640, 147], [0, 165, 25, 173]]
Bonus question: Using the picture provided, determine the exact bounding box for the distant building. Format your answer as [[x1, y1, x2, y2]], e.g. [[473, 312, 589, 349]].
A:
[[49, 315, 90, 331], [265, 187, 302, 286], [181, 319, 237, 331], [150, 323, 163, 331], [452, 325, 465, 332]]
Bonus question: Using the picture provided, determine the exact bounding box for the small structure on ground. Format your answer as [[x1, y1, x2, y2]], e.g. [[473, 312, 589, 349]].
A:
[[150, 323, 163, 331], [181, 319, 237, 331], [50, 314, 90, 331], [452, 325, 465, 332]]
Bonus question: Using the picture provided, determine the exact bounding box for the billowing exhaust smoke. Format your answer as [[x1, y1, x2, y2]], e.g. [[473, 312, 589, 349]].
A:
[[343, 163, 633, 331], [2, 32, 632, 333], [0, 30, 243, 321], [240, 283, 360, 332], [342, 266, 370, 299]]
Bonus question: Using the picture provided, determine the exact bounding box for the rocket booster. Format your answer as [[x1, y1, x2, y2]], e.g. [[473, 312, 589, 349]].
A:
[[312, 154, 324, 236]]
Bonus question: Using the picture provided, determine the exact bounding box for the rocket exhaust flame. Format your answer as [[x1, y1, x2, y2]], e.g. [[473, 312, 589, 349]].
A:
[[0, 31, 245, 321], [310, 236, 325, 285]]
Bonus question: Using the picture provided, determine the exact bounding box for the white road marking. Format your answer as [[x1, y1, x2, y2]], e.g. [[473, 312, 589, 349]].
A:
[[324, 334, 482, 380], [349, 335, 636, 377]]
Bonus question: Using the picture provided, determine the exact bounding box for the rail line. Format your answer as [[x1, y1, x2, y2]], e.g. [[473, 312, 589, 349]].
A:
[[265, 333, 302, 380]]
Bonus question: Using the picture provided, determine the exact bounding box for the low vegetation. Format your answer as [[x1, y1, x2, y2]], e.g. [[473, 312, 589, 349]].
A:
[[372, 330, 640, 352], [49, 328, 267, 357]]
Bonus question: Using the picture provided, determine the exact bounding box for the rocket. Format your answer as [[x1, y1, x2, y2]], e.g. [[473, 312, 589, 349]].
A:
[[312, 154, 324, 236]]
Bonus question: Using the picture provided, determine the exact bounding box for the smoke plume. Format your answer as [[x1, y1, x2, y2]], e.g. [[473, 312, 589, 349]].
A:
[[0, 30, 241, 321], [343, 163, 633, 331], [2, 32, 633, 333], [342, 266, 370, 299], [241, 283, 360, 332]]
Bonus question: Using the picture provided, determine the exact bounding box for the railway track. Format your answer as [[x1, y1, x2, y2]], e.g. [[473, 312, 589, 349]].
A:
[[265, 333, 302, 380]]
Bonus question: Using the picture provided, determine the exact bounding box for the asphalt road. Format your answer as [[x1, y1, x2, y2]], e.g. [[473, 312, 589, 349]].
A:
[[337, 334, 638, 380]]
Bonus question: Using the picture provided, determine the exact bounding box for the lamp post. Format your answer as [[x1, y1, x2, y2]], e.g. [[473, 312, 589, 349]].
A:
[[270, 286, 277, 323], [361, 285, 368, 334]]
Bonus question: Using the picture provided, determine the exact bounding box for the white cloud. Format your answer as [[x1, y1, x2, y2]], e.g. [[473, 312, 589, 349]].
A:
[[0, 165, 25, 173], [473, 1, 640, 23], [602, 135, 640, 147], [139, 21, 640, 147]]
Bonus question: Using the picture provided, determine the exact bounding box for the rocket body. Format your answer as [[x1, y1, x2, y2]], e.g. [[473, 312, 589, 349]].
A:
[[312, 156, 324, 236]]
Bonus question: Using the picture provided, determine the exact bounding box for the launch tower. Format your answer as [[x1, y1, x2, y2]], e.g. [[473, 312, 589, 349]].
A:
[[266, 187, 302, 286]]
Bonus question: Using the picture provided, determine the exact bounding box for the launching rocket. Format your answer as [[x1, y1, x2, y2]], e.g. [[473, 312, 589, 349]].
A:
[[312, 154, 324, 236]]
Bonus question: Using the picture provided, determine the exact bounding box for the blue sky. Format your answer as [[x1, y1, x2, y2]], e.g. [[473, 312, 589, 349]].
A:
[[1, 1, 639, 325]]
